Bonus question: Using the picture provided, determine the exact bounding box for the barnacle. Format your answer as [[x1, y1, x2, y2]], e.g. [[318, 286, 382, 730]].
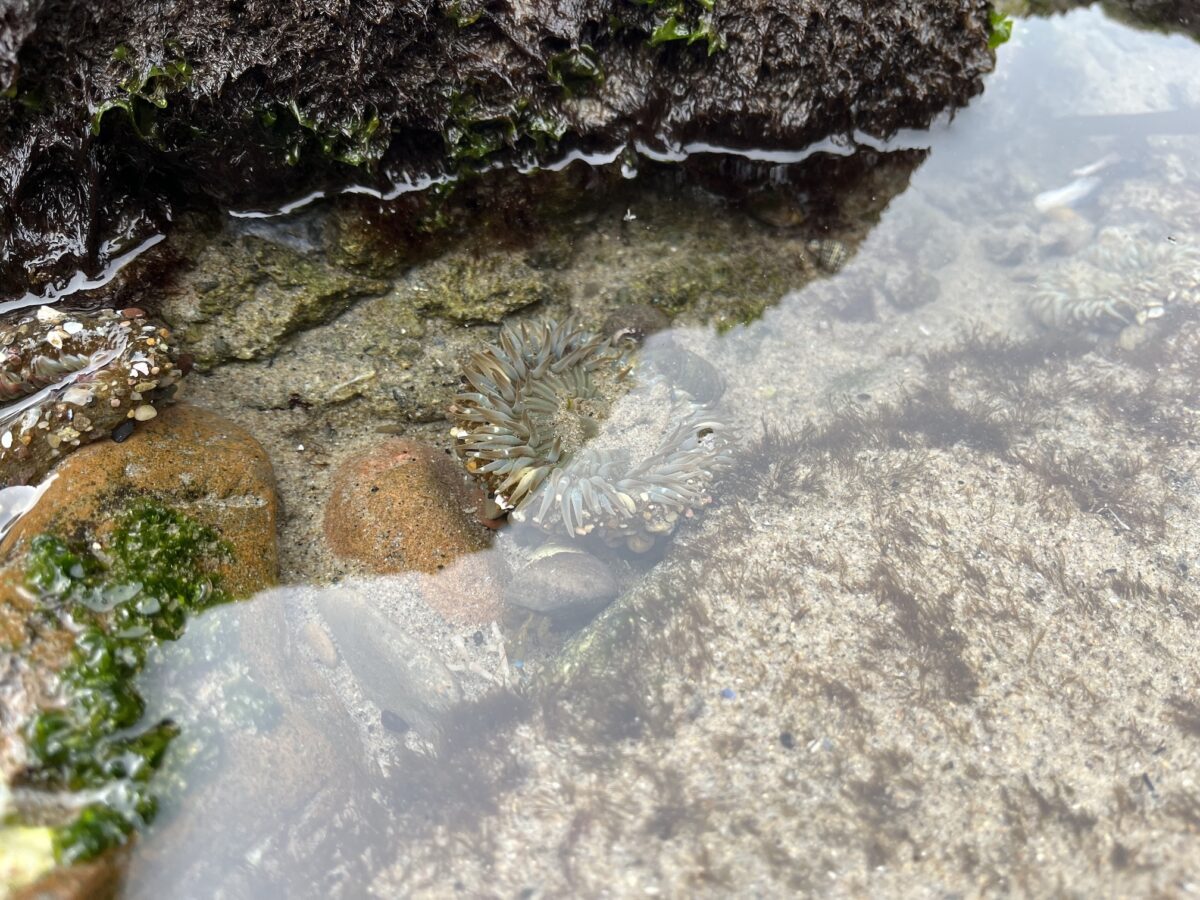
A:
[[449, 318, 730, 551], [1027, 227, 1200, 330], [0, 306, 184, 487]]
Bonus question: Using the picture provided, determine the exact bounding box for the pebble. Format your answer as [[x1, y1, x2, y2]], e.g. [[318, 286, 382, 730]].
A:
[[133, 404, 158, 421], [505, 542, 619, 621], [324, 440, 505, 624], [323, 439, 493, 577]]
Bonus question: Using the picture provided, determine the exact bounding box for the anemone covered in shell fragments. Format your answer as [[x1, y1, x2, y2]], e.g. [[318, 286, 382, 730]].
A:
[[1027, 227, 1200, 330], [0, 305, 184, 487], [449, 317, 730, 552]]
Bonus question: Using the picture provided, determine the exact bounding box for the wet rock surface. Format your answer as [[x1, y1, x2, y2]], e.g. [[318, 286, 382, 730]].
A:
[[1, 403, 278, 596], [0, 403, 278, 793], [159, 228, 390, 368], [0, 0, 994, 295]]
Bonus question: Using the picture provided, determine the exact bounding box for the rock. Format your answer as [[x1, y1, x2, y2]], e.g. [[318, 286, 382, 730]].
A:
[[409, 248, 562, 324], [119, 576, 516, 896], [1038, 206, 1096, 257], [323, 440, 492, 578], [981, 223, 1036, 266], [1, 404, 279, 598], [121, 590, 368, 900], [323, 438, 508, 624], [310, 588, 463, 736], [0, 0, 995, 296], [505, 543, 619, 621], [601, 304, 671, 344], [0, 403, 279, 788], [159, 232, 389, 369], [11, 848, 127, 900]]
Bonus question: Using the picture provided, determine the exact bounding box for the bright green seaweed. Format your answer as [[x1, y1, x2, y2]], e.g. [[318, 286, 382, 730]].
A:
[[17, 500, 232, 864]]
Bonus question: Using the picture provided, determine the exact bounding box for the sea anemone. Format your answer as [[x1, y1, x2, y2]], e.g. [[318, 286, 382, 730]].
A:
[[0, 305, 184, 487], [449, 317, 729, 552], [1027, 227, 1200, 330]]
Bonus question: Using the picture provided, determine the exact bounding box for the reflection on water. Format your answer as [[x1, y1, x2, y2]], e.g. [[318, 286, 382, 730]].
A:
[[10, 6, 1197, 895]]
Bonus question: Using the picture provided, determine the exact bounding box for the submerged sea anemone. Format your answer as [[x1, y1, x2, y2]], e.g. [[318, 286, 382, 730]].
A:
[[1027, 227, 1200, 330], [449, 317, 729, 552], [0, 305, 184, 487]]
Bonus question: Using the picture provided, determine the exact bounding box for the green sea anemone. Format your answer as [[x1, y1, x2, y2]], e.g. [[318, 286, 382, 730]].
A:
[[1028, 228, 1200, 330], [449, 318, 729, 552]]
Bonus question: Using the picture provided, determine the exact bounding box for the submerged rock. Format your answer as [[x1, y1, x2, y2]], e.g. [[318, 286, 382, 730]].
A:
[[0, 404, 279, 887], [504, 542, 619, 621]]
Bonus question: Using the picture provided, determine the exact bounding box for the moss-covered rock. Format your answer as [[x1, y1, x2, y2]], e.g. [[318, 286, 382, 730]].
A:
[[0, 404, 279, 875], [624, 236, 812, 329], [160, 231, 389, 368], [408, 247, 564, 324]]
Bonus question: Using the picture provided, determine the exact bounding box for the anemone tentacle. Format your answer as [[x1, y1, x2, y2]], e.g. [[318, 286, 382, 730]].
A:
[[450, 318, 730, 550]]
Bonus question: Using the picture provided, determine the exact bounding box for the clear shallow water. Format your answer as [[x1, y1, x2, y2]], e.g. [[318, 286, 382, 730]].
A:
[[8, 7, 1200, 897]]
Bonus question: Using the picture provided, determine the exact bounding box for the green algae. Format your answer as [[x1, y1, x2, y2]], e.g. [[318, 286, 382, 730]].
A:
[[264, 101, 387, 168], [444, 0, 486, 26], [443, 91, 570, 172], [547, 47, 605, 96], [645, 0, 726, 54], [90, 43, 193, 142], [988, 10, 1015, 48], [16, 500, 232, 864]]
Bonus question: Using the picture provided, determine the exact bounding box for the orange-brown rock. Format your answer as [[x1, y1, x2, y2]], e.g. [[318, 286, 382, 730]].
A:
[[0, 403, 279, 785], [1, 403, 279, 598], [324, 439, 493, 577], [323, 440, 504, 624]]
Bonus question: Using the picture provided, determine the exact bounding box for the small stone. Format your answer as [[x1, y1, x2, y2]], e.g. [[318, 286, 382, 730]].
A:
[[111, 420, 135, 443], [602, 304, 671, 345], [300, 620, 339, 667], [61, 386, 92, 407], [323, 438, 496, 586], [626, 533, 655, 553], [1038, 206, 1095, 257], [133, 404, 158, 421], [505, 543, 618, 620]]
